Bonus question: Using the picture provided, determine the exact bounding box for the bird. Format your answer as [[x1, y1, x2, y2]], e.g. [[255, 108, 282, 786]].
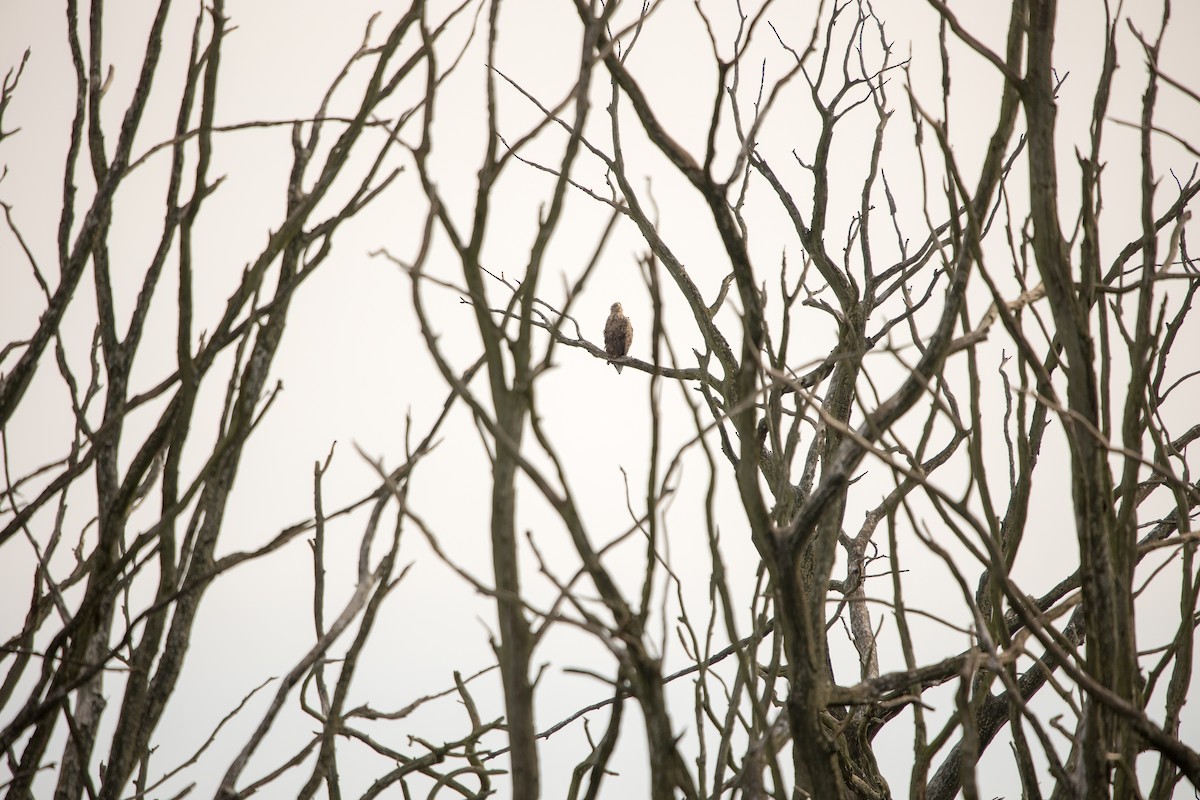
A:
[[603, 302, 633, 373]]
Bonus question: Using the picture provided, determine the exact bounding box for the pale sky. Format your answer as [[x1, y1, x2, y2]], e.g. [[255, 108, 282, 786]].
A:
[[1, 1, 1198, 797]]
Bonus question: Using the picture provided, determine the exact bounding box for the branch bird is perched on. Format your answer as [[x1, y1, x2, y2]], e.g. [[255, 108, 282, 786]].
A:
[[603, 302, 633, 373]]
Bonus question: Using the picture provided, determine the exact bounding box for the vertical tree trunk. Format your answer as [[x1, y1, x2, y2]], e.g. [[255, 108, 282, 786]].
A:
[[1023, 2, 1140, 795]]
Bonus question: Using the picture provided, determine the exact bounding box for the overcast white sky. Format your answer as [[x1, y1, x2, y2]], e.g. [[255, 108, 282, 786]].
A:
[[2, 1, 1198, 797]]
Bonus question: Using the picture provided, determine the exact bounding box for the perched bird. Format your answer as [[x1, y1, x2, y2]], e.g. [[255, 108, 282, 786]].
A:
[[603, 302, 633, 373]]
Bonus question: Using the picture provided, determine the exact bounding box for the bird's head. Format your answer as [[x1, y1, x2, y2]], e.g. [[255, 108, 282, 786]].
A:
[[610, 302, 623, 314]]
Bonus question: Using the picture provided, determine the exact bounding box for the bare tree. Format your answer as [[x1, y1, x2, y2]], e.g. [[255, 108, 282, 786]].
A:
[[2, 1, 1198, 799]]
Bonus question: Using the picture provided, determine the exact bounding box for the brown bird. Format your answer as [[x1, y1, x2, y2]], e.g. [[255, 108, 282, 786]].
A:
[[603, 302, 633, 373]]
